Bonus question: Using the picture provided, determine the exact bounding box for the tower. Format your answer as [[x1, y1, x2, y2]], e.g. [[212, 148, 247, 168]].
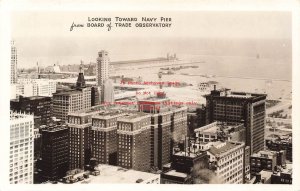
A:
[[76, 62, 86, 89], [11, 41, 17, 84], [96, 50, 110, 103]]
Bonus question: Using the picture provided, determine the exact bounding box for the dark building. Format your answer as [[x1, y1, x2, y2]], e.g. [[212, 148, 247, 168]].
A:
[[138, 92, 187, 170], [91, 86, 99, 106], [90, 111, 125, 165], [161, 151, 209, 184], [67, 113, 92, 170], [265, 135, 292, 162], [187, 105, 206, 137], [117, 112, 152, 172], [10, 95, 52, 126], [250, 150, 277, 177], [271, 170, 292, 184], [40, 123, 69, 181], [205, 87, 267, 154]]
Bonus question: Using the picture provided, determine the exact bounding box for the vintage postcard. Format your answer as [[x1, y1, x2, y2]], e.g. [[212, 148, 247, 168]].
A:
[[0, 0, 299, 191]]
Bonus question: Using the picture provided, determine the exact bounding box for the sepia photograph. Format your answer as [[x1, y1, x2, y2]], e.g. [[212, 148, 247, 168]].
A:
[[1, 0, 299, 190]]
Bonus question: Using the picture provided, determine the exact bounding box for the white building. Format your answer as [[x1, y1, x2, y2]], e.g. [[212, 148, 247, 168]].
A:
[[11, 79, 57, 98], [11, 41, 18, 84], [207, 141, 245, 184], [96, 50, 110, 103], [103, 79, 114, 103], [10, 111, 34, 184]]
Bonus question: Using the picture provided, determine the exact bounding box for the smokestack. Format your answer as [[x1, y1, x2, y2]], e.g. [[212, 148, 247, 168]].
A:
[[214, 85, 216, 90]]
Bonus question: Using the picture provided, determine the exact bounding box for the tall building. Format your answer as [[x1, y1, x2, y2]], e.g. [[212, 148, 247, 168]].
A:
[[40, 123, 69, 181], [10, 96, 52, 126], [96, 50, 110, 103], [205, 87, 267, 154], [52, 71, 91, 122], [11, 41, 17, 84], [207, 141, 245, 184], [138, 92, 188, 170], [67, 112, 92, 170], [90, 111, 125, 165], [9, 111, 34, 184], [117, 112, 152, 172]]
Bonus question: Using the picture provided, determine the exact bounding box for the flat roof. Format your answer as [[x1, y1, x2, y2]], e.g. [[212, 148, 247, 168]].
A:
[[54, 90, 82, 96], [209, 142, 243, 156], [164, 170, 188, 178], [80, 165, 158, 183]]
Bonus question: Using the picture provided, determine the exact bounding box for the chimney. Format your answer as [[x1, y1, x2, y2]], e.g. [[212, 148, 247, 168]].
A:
[[214, 85, 216, 90]]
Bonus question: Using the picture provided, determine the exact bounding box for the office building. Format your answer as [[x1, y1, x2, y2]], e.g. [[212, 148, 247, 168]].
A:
[[10, 96, 52, 126], [117, 112, 152, 172], [67, 112, 92, 170], [53, 71, 91, 122], [90, 111, 125, 165], [250, 150, 277, 176], [9, 111, 34, 184], [96, 50, 110, 103], [265, 134, 292, 162], [194, 121, 245, 143], [15, 79, 56, 97], [11, 41, 17, 84], [138, 92, 188, 170], [207, 141, 245, 184], [40, 123, 69, 181], [205, 87, 267, 154], [161, 151, 209, 184], [103, 79, 115, 103]]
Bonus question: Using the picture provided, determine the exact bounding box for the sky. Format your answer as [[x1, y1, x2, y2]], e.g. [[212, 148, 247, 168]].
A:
[[11, 11, 291, 68]]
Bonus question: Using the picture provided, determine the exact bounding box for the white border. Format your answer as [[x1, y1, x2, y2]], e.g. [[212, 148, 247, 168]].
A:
[[0, 0, 299, 191]]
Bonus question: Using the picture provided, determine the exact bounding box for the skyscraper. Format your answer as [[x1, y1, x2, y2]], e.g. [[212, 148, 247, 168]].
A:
[[11, 41, 17, 84], [9, 111, 34, 184], [40, 123, 69, 181], [117, 112, 152, 172], [205, 87, 267, 154], [90, 111, 125, 165], [96, 50, 110, 103]]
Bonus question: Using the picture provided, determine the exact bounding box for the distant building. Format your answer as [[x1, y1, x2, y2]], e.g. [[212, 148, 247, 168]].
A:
[[207, 141, 245, 184], [117, 112, 152, 172], [187, 105, 206, 137], [103, 79, 114, 103], [96, 50, 110, 103], [15, 78, 57, 97], [10, 96, 52, 126], [90, 111, 126, 165], [11, 41, 17, 84], [40, 123, 69, 181], [10, 111, 34, 184], [205, 87, 267, 154], [250, 150, 277, 177]]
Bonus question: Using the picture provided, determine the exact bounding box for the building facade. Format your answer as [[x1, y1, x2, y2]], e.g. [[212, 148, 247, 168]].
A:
[[205, 87, 266, 154], [11, 41, 17, 84], [250, 150, 277, 176], [40, 124, 69, 181], [96, 50, 110, 103], [15, 79, 56, 97], [10, 111, 34, 184], [207, 141, 245, 184], [10, 96, 52, 126], [90, 111, 125, 165], [117, 112, 152, 172]]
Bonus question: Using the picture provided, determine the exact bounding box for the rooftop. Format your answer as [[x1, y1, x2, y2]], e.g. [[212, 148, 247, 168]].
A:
[[10, 111, 33, 120], [251, 150, 277, 159], [164, 170, 188, 178], [209, 141, 244, 156], [75, 165, 159, 184], [118, 112, 150, 122], [53, 89, 82, 96]]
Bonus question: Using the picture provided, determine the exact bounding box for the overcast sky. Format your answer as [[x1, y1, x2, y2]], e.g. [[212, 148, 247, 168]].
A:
[[11, 11, 291, 67]]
